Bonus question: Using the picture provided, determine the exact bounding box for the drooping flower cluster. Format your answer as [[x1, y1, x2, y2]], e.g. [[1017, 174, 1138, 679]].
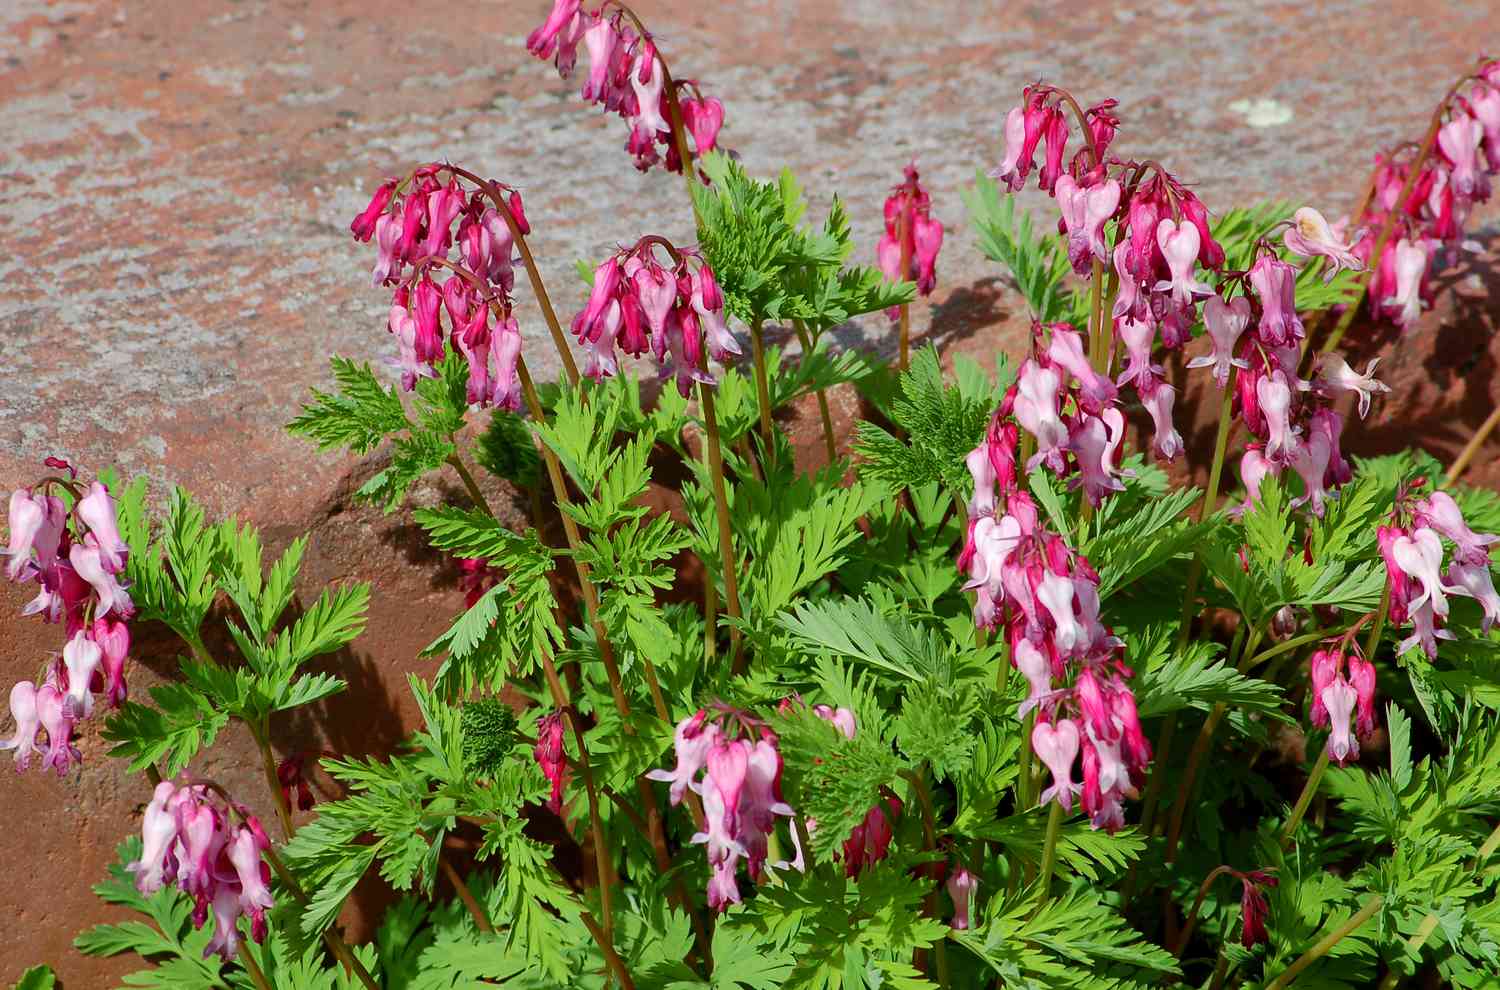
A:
[[1354, 59, 1500, 329], [572, 239, 739, 394], [960, 423, 1150, 832], [992, 86, 1227, 460], [1002, 324, 1132, 504], [350, 166, 528, 408], [1212, 225, 1387, 519], [648, 707, 794, 910], [2, 468, 134, 775], [527, 0, 724, 174], [877, 163, 944, 318], [1378, 486, 1500, 659], [534, 710, 568, 814], [128, 780, 275, 960], [1307, 640, 1377, 765]]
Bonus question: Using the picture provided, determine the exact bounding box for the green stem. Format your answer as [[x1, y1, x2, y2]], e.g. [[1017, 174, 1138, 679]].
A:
[[905, 769, 950, 988], [238, 943, 273, 990], [1474, 818, 1500, 871], [792, 319, 838, 463], [1035, 801, 1066, 904], [699, 380, 745, 672], [446, 454, 493, 517], [1245, 626, 1350, 672], [1016, 709, 1037, 809], [1208, 950, 1231, 990], [1377, 910, 1443, 990], [440, 856, 493, 933], [1176, 380, 1237, 643], [1281, 749, 1331, 848], [749, 317, 774, 454], [1173, 865, 1236, 958], [1446, 404, 1500, 487], [1365, 586, 1391, 659], [1266, 896, 1383, 990]]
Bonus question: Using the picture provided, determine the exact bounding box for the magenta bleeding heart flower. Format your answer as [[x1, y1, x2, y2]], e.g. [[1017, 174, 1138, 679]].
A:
[[572, 238, 736, 396], [1238, 870, 1279, 948], [528, 4, 726, 177], [534, 710, 568, 813], [652, 706, 793, 910], [127, 780, 275, 960], [877, 162, 944, 318], [1306, 642, 1378, 765]]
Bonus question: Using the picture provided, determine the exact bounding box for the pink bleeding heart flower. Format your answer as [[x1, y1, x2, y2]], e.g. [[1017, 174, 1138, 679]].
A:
[[1013, 637, 1053, 716], [1152, 220, 1213, 307], [1438, 114, 1485, 198], [1289, 420, 1333, 517], [1321, 676, 1359, 765], [1256, 373, 1299, 459], [1283, 207, 1364, 282], [202, 885, 245, 962], [1346, 653, 1378, 738], [1140, 379, 1183, 461], [1014, 362, 1068, 471], [1471, 82, 1500, 170], [36, 682, 78, 775], [1448, 558, 1500, 632], [578, 257, 622, 343], [1417, 490, 1499, 565], [488, 316, 524, 413], [69, 542, 133, 619], [1045, 326, 1117, 414], [681, 96, 726, 155], [1308, 648, 1340, 728], [1315, 355, 1390, 419], [1068, 408, 1127, 506], [966, 444, 998, 517], [0, 681, 43, 771], [370, 209, 405, 286], [964, 514, 1024, 592], [947, 867, 978, 930], [1392, 527, 1456, 619], [1032, 717, 1081, 811], [1385, 238, 1430, 329], [227, 822, 274, 941], [1055, 175, 1121, 276], [1114, 315, 1161, 392], [1248, 256, 1304, 346], [534, 711, 568, 813], [1036, 572, 1082, 655], [527, 0, 584, 62], [1188, 296, 1251, 388], [580, 16, 618, 102], [61, 628, 102, 721], [5, 490, 46, 581], [691, 267, 740, 361], [647, 710, 719, 806], [628, 54, 671, 137], [77, 482, 128, 573], [812, 704, 858, 741], [350, 179, 397, 242], [420, 180, 466, 260], [128, 780, 182, 893]]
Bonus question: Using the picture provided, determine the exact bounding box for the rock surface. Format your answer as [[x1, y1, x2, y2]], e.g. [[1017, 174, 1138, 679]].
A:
[[1, 0, 1498, 983]]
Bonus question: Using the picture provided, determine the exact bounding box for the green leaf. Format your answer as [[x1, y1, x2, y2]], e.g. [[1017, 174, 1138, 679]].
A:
[[965, 171, 1082, 323], [288, 356, 410, 454], [103, 683, 229, 776], [12, 966, 55, 990]]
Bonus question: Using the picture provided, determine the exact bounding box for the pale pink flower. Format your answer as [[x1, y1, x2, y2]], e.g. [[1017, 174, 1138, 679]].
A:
[[1114, 315, 1161, 391], [1055, 175, 1121, 275], [69, 542, 133, 619], [1438, 114, 1486, 198], [1315, 355, 1390, 419], [1046, 327, 1116, 414], [1386, 239, 1430, 329], [1152, 220, 1213, 307], [1321, 677, 1359, 765], [947, 867, 978, 930], [0, 681, 43, 771], [1032, 717, 1081, 811], [1014, 362, 1068, 470], [1188, 296, 1250, 387], [1282, 207, 1363, 282], [1416, 491, 1499, 565], [61, 628, 102, 720], [1140, 380, 1183, 461], [1447, 559, 1500, 632]]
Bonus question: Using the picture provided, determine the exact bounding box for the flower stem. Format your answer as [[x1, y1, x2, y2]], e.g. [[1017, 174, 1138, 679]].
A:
[[1016, 709, 1037, 808], [1365, 585, 1391, 658], [1086, 257, 1107, 372], [238, 943, 273, 990], [1280, 749, 1331, 848], [792, 318, 838, 463], [698, 380, 745, 672], [1177, 380, 1237, 641], [749, 318, 775, 454], [440, 856, 493, 933], [1035, 800, 1065, 903], [1207, 949, 1232, 990], [1173, 865, 1235, 958], [581, 909, 639, 990], [1243, 625, 1351, 672], [1446, 403, 1500, 486], [249, 718, 295, 841], [1266, 896, 1383, 990], [446, 454, 493, 517], [257, 841, 381, 990]]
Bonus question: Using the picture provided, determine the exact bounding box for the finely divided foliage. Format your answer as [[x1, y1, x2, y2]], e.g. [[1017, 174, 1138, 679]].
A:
[[4, 12, 1499, 990]]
